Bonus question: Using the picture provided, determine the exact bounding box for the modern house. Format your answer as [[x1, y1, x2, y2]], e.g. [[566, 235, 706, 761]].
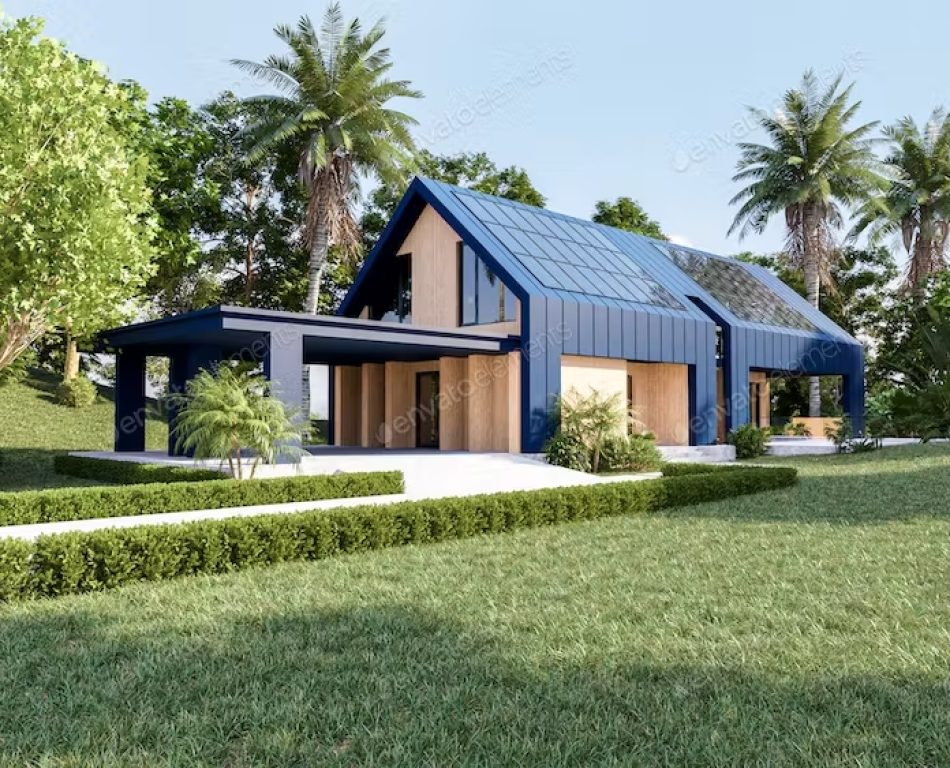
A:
[[102, 177, 864, 455]]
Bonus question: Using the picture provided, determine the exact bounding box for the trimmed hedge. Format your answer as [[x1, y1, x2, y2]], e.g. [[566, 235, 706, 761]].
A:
[[0, 472, 404, 527], [53, 455, 225, 484], [0, 464, 796, 601]]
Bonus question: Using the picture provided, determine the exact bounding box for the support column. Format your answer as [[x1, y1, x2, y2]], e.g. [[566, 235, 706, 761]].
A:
[[114, 349, 147, 452], [263, 329, 304, 418], [521, 297, 562, 453], [167, 344, 222, 456], [689, 328, 719, 445], [723, 327, 750, 434], [842, 348, 866, 436]]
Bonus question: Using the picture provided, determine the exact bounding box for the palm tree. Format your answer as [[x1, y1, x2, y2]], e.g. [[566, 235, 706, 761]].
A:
[[729, 70, 880, 417], [233, 5, 421, 313], [852, 109, 950, 291]]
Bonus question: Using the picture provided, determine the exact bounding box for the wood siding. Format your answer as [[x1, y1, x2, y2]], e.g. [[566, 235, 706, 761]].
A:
[[395, 205, 520, 335]]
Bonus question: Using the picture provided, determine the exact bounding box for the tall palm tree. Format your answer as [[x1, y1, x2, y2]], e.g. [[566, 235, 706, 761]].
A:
[[852, 109, 950, 291], [729, 70, 880, 417], [233, 5, 421, 313]]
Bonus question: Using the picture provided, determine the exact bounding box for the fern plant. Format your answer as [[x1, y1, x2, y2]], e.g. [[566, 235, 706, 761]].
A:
[[169, 365, 303, 479]]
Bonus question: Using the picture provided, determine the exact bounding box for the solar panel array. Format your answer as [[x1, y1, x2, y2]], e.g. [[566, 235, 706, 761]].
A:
[[657, 245, 817, 331], [453, 191, 684, 310]]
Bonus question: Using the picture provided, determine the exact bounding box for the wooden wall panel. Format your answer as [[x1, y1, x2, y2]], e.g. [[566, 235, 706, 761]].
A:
[[383, 361, 413, 448], [560, 355, 628, 438], [397, 204, 520, 336], [749, 370, 771, 429], [360, 363, 386, 448], [439, 357, 467, 450], [628, 362, 689, 446], [333, 365, 362, 446], [465, 355, 496, 451]]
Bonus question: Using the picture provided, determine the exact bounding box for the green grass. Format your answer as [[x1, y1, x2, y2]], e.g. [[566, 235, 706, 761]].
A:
[[0, 371, 168, 491], [1, 444, 949, 766]]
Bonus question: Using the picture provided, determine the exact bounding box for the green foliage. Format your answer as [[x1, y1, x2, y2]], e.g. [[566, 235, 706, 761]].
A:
[[889, 307, 950, 440], [599, 434, 663, 473], [727, 423, 771, 459], [54, 376, 98, 409], [591, 196, 666, 239], [558, 388, 625, 473], [784, 422, 812, 437], [825, 415, 880, 453], [0, 348, 33, 387], [0, 471, 402, 527], [543, 430, 590, 472], [234, 6, 422, 312], [169, 365, 303, 479], [53, 455, 223, 484], [851, 108, 950, 289], [0, 18, 155, 371], [0, 464, 795, 601]]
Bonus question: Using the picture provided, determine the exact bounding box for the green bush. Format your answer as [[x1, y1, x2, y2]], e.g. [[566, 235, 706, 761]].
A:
[[599, 434, 663, 473], [727, 424, 771, 459], [0, 350, 33, 388], [0, 464, 797, 601], [543, 430, 590, 472], [55, 376, 98, 408], [0, 471, 404, 526], [53, 455, 224, 484]]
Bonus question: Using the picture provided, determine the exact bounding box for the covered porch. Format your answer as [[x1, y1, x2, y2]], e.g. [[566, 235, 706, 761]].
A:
[[100, 305, 518, 456]]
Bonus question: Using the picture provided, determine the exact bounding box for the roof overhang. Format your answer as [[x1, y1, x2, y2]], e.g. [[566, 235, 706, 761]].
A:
[[98, 305, 517, 365]]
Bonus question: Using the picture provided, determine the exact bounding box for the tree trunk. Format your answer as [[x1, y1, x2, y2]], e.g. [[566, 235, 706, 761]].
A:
[[245, 240, 255, 305], [63, 334, 80, 381], [801, 204, 822, 419], [303, 217, 330, 314]]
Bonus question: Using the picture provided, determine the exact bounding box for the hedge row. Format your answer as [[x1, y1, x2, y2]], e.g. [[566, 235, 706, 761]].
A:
[[53, 455, 225, 484], [0, 464, 796, 601], [0, 472, 404, 527]]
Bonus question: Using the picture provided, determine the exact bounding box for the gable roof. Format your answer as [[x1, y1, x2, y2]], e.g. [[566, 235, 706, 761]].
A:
[[341, 176, 857, 343]]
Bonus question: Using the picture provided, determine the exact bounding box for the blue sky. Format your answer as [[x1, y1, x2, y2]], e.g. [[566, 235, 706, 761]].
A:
[[6, 0, 949, 258]]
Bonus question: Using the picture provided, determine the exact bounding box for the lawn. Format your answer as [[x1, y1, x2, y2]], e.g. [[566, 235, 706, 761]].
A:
[[0, 371, 168, 491], [0, 445, 948, 766]]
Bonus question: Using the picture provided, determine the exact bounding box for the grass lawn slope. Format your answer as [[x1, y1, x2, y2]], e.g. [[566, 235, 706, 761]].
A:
[[1, 444, 949, 765], [0, 371, 168, 491]]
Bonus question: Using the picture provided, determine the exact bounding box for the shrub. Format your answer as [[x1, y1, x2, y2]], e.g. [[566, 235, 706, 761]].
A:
[[53, 455, 224, 484], [0, 464, 797, 601], [0, 471, 403, 526], [558, 388, 624, 473], [826, 416, 879, 454], [0, 350, 34, 388], [169, 364, 303, 478], [544, 430, 590, 472], [599, 434, 663, 473], [784, 422, 811, 437], [55, 376, 97, 408], [727, 424, 770, 459]]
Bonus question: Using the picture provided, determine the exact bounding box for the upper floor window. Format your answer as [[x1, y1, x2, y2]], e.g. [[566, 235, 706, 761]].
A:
[[459, 243, 516, 325], [368, 253, 411, 323]]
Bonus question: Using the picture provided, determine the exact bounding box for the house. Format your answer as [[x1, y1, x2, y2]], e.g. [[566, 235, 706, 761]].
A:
[[102, 177, 864, 455]]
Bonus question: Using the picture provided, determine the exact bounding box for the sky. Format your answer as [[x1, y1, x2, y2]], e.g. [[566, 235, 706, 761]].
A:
[[6, 0, 950, 259]]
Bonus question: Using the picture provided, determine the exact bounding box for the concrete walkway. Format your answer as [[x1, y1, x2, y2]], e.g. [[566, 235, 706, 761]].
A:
[[0, 453, 658, 541]]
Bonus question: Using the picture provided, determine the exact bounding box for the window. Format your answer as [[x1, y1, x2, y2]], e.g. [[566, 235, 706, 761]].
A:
[[369, 253, 412, 323], [459, 243, 516, 325]]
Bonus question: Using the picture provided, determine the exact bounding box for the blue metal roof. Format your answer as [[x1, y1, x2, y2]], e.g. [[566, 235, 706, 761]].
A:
[[341, 176, 859, 347]]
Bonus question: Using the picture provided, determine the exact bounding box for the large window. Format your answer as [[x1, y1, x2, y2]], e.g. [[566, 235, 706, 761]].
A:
[[459, 243, 516, 325], [369, 253, 411, 323]]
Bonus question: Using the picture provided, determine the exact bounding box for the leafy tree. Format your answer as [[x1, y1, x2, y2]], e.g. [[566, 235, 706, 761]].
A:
[[361, 149, 546, 247], [591, 197, 666, 239], [729, 70, 880, 416], [233, 6, 421, 314], [131, 90, 224, 314], [852, 109, 950, 291], [890, 306, 950, 439], [170, 364, 302, 479], [0, 18, 154, 374]]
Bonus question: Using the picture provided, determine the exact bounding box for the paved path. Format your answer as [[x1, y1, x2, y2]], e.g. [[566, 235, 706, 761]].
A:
[[0, 453, 658, 541]]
